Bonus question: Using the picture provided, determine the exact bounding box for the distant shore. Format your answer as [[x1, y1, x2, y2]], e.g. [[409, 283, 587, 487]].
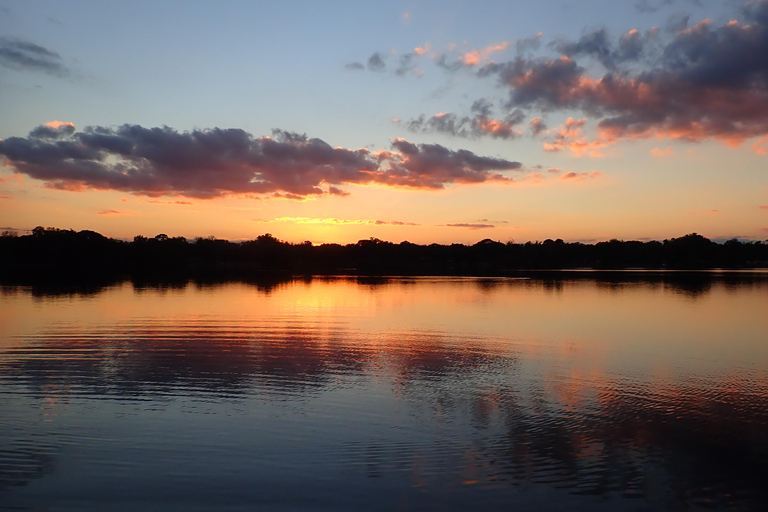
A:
[[2, 227, 767, 284]]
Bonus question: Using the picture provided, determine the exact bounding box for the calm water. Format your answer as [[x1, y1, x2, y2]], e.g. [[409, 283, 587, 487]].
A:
[[1, 276, 767, 511]]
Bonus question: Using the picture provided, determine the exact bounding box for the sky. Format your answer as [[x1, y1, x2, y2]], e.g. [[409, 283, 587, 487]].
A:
[[1, 0, 767, 244]]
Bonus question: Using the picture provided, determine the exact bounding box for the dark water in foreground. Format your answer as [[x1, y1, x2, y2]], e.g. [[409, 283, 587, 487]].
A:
[[1, 276, 767, 511]]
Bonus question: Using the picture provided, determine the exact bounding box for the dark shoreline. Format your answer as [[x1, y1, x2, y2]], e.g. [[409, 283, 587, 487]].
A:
[[2, 227, 767, 287]]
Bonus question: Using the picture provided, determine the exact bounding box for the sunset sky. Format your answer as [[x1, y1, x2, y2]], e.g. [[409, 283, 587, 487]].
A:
[[1, 0, 767, 244]]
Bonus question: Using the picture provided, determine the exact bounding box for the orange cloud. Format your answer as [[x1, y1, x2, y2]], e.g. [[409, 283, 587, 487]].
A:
[[0, 173, 24, 183], [147, 199, 194, 205], [44, 120, 75, 129], [650, 147, 673, 156], [560, 170, 603, 181], [442, 223, 494, 229], [475, 117, 520, 138], [543, 118, 607, 156], [98, 209, 122, 215], [753, 137, 768, 155], [271, 217, 418, 226], [414, 43, 430, 56], [459, 42, 509, 66]]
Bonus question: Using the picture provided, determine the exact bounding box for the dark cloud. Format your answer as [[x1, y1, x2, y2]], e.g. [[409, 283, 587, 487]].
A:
[[478, 2, 768, 146], [554, 27, 650, 71], [395, 53, 416, 76], [0, 124, 522, 198], [530, 117, 547, 135], [367, 52, 386, 71], [407, 100, 525, 140], [344, 62, 364, 71], [635, 0, 702, 14], [635, 0, 673, 14], [29, 122, 76, 139], [514, 33, 544, 54], [387, 138, 521, 188], [434, 53, 464, 72], [0, 36, 68, 76]]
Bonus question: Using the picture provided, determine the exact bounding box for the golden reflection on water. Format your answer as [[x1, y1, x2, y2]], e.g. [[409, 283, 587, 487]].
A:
[[3, 277, 766, 363], [1, 277, 767, 509]]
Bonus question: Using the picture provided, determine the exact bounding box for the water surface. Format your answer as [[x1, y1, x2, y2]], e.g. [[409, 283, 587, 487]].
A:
[[1, 276, 767, 511]]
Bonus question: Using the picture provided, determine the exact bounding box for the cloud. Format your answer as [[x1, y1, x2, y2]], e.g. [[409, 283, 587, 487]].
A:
[[414, 43, 430, 56], [147, 199, 194, 205], [28, 121, 76, 139], [530, 117, 547, 135], [0, 124, 522, 198], [553, 27, 651, 71], [479, 4, 768, 147], [634, 0, 697, 14], [271, 217, 419, 226], [753, 136, 768, 154], [344, 62, 364, 71], [559, 170, 603, 181], [408, 100, 524, 140], [442, 223, 495, 229], [542, 117, 607, 156], [395, 52, 424, 77], [650, 147, 674, 156], [367, 52, 386, 71], [760, 205, 768, 210], [459, 42, 510, 66], [386, 138, 521, 187], [97, 209, 122, 215], [0, 36, 69, 76]]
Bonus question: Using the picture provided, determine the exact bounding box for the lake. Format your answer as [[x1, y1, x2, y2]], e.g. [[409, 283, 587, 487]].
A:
[[1, 275, 767, 511]]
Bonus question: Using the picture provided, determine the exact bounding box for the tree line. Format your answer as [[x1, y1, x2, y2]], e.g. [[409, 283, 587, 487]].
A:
[[1, 227, 767, 282]]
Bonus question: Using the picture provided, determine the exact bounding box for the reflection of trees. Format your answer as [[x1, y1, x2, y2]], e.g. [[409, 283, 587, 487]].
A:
[[393, 367, 768, 509], [1, 327, 368, 398], [0, 434, 55, 491], [1, 322, 767, 508]]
